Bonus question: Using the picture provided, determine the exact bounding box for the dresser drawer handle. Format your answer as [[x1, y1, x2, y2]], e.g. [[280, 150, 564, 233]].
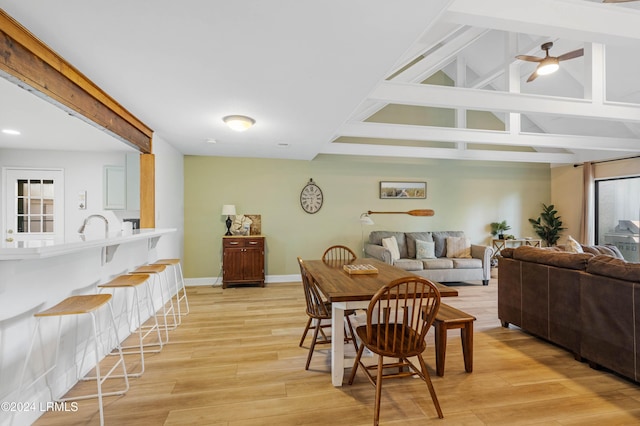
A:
[[229, 241, 239, 245], [248, 241, 258, 245]]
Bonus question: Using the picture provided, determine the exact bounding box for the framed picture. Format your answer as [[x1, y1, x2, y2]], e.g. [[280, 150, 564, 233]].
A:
[[379, 181, 426, 199]]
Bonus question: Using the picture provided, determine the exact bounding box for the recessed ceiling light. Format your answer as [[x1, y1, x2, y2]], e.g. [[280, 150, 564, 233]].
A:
[[222, 115, 255, 132], [2, 129, 21, 135], [205, 138, 217, 144]]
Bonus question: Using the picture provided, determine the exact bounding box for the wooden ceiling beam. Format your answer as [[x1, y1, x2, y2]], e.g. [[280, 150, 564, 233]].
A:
[[0, 9, 153, 153]]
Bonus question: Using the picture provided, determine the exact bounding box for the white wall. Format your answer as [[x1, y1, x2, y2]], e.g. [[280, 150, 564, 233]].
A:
[[151, 135, 184, 261]]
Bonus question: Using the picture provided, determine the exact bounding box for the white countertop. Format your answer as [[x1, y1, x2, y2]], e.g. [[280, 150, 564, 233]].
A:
[[0, 228, 176, 260]]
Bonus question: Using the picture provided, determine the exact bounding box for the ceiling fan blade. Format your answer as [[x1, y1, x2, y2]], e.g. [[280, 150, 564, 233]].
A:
[[603, 0, 639, 3], [526, 70, 539, 83], [516, 54, 544, 63], [557, 48, 584, 61]]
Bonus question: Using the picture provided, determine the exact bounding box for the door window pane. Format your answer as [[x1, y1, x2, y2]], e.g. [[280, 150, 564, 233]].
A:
[[13, 179, 55, 234], [596, 176, 640, 262]]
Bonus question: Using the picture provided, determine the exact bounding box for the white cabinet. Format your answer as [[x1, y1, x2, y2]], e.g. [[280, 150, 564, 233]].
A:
[[103, 165, 125, 209], [103, 153, 140, 210]]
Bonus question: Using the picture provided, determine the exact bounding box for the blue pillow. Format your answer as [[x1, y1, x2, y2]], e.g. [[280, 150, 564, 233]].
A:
[[416, 240, 436, 259]]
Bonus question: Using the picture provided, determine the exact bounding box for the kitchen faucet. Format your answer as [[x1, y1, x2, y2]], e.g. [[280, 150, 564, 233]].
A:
[[78, 214, 109, 234]]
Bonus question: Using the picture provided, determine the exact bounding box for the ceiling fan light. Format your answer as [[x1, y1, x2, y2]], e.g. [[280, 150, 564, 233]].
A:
[[536, 58, 560, 76], [223, 115, 256, 132]]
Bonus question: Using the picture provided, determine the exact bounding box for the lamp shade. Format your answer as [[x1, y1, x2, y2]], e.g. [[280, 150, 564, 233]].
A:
[[536, 57, 559, 76], [221, 205, 236, 216], [360, 212, 374, 225]]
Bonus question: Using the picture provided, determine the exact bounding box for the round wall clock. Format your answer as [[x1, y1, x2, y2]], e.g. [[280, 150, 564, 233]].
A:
[[300, 178, 323, 214]]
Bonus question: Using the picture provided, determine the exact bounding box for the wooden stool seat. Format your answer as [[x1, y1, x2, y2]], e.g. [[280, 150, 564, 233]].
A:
[[35, 294, 112, 317], [132, 264, 167, 274], [18, 294, 128, 426], [154, 258, 180, 265], [429, 303, 476, 377], [98, 274, 150, 288]]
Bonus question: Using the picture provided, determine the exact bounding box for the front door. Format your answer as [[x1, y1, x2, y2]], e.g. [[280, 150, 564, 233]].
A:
[[2, 168, 64, 243]]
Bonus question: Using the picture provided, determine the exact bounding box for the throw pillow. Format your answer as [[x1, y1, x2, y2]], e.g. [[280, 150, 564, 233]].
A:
[[382, 236, 401, 261], [446, 236, 471, 258], [566, 235, 584, 253], [416, 240, 436, 259]]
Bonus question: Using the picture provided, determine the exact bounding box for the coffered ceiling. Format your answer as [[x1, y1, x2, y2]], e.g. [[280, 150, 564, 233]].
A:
[[1, 0, 640, 165]]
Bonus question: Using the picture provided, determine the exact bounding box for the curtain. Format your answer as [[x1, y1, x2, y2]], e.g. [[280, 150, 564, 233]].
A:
[[579, 162, 595, 245]]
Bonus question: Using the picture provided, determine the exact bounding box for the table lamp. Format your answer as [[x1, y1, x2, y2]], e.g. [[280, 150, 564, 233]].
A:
[[221, 205, 236, 236]]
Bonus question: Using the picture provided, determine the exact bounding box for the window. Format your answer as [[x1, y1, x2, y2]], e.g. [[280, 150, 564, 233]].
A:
[[3, 168, 64, 242], [595, 176, 640, 262], [17, 179, 55, 233]]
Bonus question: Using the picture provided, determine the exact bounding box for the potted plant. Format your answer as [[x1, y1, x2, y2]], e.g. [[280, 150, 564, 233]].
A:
[[490, 220, 511, 240], [528, 203, 566, 246]]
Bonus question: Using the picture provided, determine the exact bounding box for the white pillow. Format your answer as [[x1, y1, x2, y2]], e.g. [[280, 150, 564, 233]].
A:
[[416, 240, 436, 259], [566, 235, 584, 253], [382, 236, 401, 261], [446, 236, 471, 258]]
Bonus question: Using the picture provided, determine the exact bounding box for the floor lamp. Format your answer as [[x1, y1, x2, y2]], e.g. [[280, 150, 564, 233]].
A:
[[359, 212, 374, 253]]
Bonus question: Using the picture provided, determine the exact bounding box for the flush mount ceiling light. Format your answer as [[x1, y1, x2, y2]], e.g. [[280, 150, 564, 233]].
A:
[[222, 115, 255, 132], [2, 129, 21, 135]]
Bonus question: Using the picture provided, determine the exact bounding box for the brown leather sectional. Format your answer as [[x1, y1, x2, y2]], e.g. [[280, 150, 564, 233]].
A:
[[498, 244, 640, 383]]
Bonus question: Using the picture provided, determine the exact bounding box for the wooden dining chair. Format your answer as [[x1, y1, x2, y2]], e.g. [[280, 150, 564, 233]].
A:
[[321, 245, 357, 262], [297, 257, 358, 370], [348, 276, 443, 425]]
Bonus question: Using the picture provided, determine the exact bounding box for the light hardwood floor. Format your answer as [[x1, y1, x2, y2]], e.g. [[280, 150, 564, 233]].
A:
[[35, 275, 640, 425]]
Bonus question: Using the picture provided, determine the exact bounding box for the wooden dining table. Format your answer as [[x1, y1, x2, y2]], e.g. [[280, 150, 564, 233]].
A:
[[303, 257, 458, 386]]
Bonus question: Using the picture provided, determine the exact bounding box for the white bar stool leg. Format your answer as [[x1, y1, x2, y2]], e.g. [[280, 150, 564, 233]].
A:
[[15, 295, 129, 426], [131, 265, 177, 342], [98, 274, 163, 377], [153, 259, 190, 321]]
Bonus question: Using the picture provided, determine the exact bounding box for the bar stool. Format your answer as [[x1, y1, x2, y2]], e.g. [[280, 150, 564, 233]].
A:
[[130, 264, 177, 343], [16, 294, 129, 426], [98, 274, 163, 377], [152, 258, 189, 322]]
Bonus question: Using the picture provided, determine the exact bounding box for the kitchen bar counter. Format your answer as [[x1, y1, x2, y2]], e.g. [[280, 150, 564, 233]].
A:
[[0, 228, 176, 260], [0, 227, 178, 425]]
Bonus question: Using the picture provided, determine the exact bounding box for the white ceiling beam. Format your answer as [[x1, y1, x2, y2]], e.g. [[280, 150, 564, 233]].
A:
[[392, 27, 490, 83], [469, 37, 549, 89], [584, 43, 606, 105], [389, 24, 463, 75], [506, 33, 521, 136], [338, 121, 640, 152], [322, 142, 576, 164], [445, 0, 640, 45], [369, 82, 640, 123]]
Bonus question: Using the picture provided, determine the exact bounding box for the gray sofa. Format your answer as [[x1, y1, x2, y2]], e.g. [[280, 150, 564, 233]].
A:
[[364, 231, 493, 285]]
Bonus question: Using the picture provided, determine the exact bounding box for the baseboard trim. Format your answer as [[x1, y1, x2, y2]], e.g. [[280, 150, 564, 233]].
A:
[[185, 274, 301, 287]]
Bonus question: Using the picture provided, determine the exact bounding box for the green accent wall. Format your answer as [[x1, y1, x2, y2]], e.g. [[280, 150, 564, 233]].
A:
[[184, 155, 550, 279]]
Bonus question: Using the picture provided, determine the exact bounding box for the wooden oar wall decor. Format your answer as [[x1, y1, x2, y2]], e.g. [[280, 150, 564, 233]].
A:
[[367, 209, 435, 216]]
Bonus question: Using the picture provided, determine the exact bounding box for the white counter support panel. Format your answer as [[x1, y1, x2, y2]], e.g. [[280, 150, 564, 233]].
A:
[[0, 228, 176, 426]]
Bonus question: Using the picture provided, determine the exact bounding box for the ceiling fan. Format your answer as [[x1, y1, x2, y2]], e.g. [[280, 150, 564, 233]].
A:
[[516, 42, 584, 82]]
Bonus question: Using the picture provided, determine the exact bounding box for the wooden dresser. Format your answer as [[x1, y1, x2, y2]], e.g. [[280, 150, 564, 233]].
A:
[[222, 236, 265, 288]]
